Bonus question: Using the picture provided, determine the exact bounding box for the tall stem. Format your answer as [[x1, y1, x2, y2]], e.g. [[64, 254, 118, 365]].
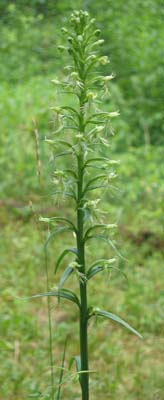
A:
[[77, 83, 89, 399]]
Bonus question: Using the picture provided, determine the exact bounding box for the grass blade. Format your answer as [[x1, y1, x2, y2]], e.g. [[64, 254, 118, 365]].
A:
[[56, 337, 68, 400]]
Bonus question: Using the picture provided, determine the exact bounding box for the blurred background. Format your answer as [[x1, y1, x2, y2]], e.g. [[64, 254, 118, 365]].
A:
[[1, 1, 164, 399]]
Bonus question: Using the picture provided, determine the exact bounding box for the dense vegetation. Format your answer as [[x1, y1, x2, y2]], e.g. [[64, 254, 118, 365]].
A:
[[1, 2, 164, 399]]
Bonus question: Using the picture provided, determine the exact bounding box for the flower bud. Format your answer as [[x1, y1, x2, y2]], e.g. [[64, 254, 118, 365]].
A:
[[39, 216, 51, 223], [75, 17, 80, 24], [51, 79, 60, 85], [86, 91, 97, 100], [95, 125, 104, 132], [76, 133, 84, 140], [51, 106, 61, 113], [73, 11, 79, 16], [105, 159, 120, 166], [77, 35, 83, 42], [86, 54, 97, 63], [61, 27, 68, 34], [107, 172, 117, 180], [93, 39, 104, 46], [99, 56, 110, 65], [106, 224, 117, 229], [108, 111, 120, 117], [71, 72, 79, 79], [58, 45, 66, 52], [94, 29, 101, 36], [68, 36, 73, 43], [102, 74, 115, 82]]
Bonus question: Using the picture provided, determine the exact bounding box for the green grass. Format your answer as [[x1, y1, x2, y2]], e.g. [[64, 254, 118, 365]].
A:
[[1, 138, 164, 399], [1, 200, 164, 399]]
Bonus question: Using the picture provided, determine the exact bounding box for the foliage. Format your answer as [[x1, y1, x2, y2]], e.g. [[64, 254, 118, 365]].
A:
[[88, 0, 164, 145], [0, 1, 163, 145], [1, 163, 164, 399]]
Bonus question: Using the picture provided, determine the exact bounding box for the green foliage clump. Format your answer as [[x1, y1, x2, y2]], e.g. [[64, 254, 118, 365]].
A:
[[1, 0, 163, 145]]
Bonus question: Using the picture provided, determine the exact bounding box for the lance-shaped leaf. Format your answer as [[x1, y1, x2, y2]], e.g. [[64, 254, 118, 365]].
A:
[[54, 150, 73, 160], [63, 168, 78, 180], [86, 234, 126, 260], [53, 189, 77, 202], [31, 288, 80, 308], [55, 248, 78, 274], [84, 224, 117, 241], [58, 266, 74, 289], [41, 216, 77, 233], [87, 258, 116, 280], [85, 183, 108, 192], [44, 227, 71, 248], [60, 105, 79, 117], [75, 355, 81, 373], [88, 308, 142, 339], [83, 157, 109, 169], [83, 174, 106, 195], [51, 139, 76, 151], [68, 352, 81, 370], [68, 355, 82, 385]]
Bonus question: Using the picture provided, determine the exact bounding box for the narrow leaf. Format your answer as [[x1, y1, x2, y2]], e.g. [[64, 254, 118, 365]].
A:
[[75, 355, 81, 373], [89, 309, 142, 338], [87, 265, 104, 280], [47, 217, 77, 233], [87, 234, 126, 260], [59, 266, 74, 289], [56, 337, 68, 400], [84, 224, 117, 240], [63, 169, 78, 180], [55, 248, 77, 274], [31, 289, 80, 308], [84, 157, 109, 168], [53, 139, 77, 152], [45, 227, 71, 248], [54, 150, 72, 159], [83, 174, 106, 194], [61, 106, 79, 116], [68, 354, 81, 373], [85, 184, 107, 192]]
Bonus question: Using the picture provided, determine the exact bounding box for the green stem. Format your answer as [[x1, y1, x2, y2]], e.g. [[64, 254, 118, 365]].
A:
[[76, 73, 89, 398], [44, 247, 55, 400], [77, 154, 89, 400]]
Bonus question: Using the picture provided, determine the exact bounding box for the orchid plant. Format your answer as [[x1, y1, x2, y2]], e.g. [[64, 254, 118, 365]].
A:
[[34, 10, 142, 400]]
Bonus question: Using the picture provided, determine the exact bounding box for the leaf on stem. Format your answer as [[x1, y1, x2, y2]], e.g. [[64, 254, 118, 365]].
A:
[[83, 174, 106, 194], [55, 248, 78, 274], [88, 308, 143, 338], [53, 150, 73, 159], [87, 258, 116, 280], [84, 223, 117, 240], [86, 234, 126, 259], [45, 227, 71, 248], [75, 355, 81, 373], [58, 266, 74, 289], [31, 288, 80, 308], [42, 216, 77, 233]]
